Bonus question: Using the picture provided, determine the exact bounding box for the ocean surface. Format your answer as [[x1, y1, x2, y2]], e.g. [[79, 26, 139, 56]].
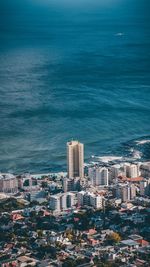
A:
[[0, 0, 150, 173]]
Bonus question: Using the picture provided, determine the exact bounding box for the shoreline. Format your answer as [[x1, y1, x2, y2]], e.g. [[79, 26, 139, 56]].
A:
[[1, 158, 150, 177]]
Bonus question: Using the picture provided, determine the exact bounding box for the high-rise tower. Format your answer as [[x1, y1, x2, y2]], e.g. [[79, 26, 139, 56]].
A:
[[67, 140, 84, 178]]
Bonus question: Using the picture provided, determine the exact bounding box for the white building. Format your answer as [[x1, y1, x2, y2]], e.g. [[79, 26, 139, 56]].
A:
[[62, 177, 80, 192], [115, 183, 136, 202], [49, 195, 61, 211], [77, 191, 103, 209], [67, 192, 75, 207], [96, 167, 109, 186], [130, 184, 137, 199], [88, 167, 96, 185], [126, 164, 139, 178], [30, 190, 47, 203], [77, 191, 85, 206], [88, 167, 109, 186], [0, 173, 18, 194], [110, 165, 121, 179], [49, 192, 76, 212], [60, 194, 67, 210], [140, 179, 150, 196], [121, 185, 131, 202], [90, 194, 103, 209], [140, 162, 150, 178], [63, 177, 68, 193]]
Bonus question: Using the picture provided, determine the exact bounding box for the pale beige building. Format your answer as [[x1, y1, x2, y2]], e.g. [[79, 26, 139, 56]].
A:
[[67, 140, 84, 178], [0, 173, 18, 194], [126, 164, 139, 178]]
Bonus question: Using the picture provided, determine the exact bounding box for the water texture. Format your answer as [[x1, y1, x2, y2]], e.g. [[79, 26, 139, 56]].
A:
[[0, 0, 150, 173]]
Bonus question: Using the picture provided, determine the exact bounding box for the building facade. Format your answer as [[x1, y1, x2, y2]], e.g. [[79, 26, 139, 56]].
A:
[[0, 174, 18, 194], [67, 140, 84, 178], [89, 166, 109, 186], [126, 164, 139, 178], [49, 192, 76, 212]]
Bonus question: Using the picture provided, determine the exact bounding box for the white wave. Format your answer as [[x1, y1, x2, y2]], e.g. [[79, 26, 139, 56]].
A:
[[89, 161, 99, 165], [136, 139, 150, 145], [84, 163, 91, 167], [115, 32, 124, 36], [95, 156, 123, 163], [132, 150, 142, 159]]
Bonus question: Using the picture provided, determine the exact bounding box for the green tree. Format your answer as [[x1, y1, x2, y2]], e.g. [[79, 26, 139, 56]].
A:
[[37, 229, 43, 238], [106, 232, 121, 244]]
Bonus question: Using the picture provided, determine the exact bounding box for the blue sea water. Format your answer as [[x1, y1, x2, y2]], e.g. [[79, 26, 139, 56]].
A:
[[0, 0, 150, 173]]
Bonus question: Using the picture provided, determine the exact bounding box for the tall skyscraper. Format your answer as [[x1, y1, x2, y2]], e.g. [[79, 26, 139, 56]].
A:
[[67, 140, 84, 178]]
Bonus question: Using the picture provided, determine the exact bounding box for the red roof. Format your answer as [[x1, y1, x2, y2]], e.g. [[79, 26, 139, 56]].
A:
[[74, 217, 79, 222], [137, 239, 149, 246], [86, 229, 97, 235], [119, 176, 144, 182], [12, 213, 24, 221], [43, 210, 51, 216]]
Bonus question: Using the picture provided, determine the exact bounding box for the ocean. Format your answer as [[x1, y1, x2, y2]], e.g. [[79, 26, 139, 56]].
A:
[[0, 0, 150, 173]]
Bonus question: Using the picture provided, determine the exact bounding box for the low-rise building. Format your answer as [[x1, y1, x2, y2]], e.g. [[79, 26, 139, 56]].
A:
[[0, 173, 18, 194], [49, 192, 76, 212], [88, 167, 109, 186]]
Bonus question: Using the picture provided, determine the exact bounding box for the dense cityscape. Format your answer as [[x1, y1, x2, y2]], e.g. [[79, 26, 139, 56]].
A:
[[0, 140, 150, 267]]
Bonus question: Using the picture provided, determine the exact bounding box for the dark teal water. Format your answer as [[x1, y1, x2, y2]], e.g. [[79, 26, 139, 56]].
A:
[[0, 0, 150, 173]]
